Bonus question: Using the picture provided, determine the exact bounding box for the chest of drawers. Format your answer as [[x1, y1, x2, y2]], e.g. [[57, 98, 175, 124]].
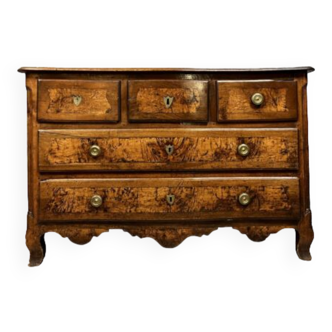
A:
[[19, 67, 314, 266]]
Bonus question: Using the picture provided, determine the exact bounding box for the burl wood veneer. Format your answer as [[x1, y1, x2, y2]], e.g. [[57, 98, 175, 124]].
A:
[[19, 67, 314, 266]]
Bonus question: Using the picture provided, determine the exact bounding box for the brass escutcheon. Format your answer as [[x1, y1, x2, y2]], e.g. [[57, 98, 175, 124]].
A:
[[164, 96, 174, 108], [166, 194, 175, 206], [165, 144, 174, 156], [73, 95, 82, 106]]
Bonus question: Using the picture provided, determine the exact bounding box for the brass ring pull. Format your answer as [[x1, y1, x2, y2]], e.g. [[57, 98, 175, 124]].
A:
[[89, 145, 101, 157], [237, 143, 250, 157], [90, 195, 103, 208], [238, 193, 251, 206], [251, 93, 264, 106]]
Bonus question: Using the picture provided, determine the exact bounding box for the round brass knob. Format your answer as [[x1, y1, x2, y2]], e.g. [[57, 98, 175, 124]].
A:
[[89, 145, 101, 157], [237, 143, 250, 157], [238, 193, 251, 206], [90, 195, 103, 208], [251, 93, 264, 106]]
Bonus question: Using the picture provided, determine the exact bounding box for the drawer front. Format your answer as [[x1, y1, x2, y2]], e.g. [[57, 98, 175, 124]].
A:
[[128, 80, 208, 122], [39, 129, 298, 171], [39, 177, 300, 221], [217, 81, 297, 122], [38, 80, 120, 122]]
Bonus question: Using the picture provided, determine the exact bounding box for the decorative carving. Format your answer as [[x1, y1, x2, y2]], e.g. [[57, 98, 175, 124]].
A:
[[233, 225, 285, 242], [53, 228, 109, 245], [123, 226, 218, 248]]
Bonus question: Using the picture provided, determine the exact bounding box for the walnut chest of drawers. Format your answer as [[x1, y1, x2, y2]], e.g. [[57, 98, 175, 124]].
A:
[[19, 67, 314, 266]]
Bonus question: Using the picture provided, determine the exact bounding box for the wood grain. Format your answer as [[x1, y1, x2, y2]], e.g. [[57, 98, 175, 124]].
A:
[[38, 80, 120, 122], [128, 80, 208, 122], [217, 81, 298, 122], [38, 129, 298, 171], [39, 177, 300, 221]]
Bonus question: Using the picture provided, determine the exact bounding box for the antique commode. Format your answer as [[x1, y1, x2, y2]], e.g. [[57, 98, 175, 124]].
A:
[[19, 67, 314, 266]]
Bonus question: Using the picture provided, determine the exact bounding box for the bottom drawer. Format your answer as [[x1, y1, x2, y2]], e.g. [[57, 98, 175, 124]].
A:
[[39, 177, 300, 222]]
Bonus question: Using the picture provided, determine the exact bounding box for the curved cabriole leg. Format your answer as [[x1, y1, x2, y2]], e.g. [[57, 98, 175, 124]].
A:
[[26, 227, 46, 267], [296, 209, 314, 261]]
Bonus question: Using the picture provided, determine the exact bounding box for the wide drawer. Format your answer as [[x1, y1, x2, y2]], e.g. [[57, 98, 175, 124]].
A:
[[217, 81, 298, 122], [128, 80, 208, 122], [39, 177, 300, 221], [38, 80, 120, 122], [38, 129, 299, 171]]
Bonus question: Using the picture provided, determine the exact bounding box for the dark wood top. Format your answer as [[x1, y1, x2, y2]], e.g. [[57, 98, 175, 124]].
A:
[[18, 66, 315, 73]]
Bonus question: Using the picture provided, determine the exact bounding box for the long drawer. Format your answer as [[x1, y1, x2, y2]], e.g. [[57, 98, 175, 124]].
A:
[[39, 177, 300, 222], [38, 129, 299, 171]]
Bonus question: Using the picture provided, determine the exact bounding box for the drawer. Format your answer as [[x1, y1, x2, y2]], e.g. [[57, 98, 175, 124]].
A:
[[39, 177, 300, 222], [38, 80, 120, 122], [217, 81, 297, 122], [38, 129, 299, 171], [128, 80, 208, 122]]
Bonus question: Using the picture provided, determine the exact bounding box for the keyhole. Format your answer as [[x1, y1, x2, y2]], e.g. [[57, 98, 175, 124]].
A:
[[166, 194, 175, 205], [166, 98, 170, 106], [165, 144, 174, 156]]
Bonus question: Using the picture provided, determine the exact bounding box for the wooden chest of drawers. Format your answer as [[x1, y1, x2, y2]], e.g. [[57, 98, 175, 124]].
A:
[[19, 67, 314, 266]]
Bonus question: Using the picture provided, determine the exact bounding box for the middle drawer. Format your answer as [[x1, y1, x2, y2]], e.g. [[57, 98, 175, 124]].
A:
[[39, 129, 298, 172]]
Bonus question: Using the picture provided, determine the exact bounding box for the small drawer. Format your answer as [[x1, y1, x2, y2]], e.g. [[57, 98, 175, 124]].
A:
[[39, 177, 300, 222], [38, 80, 120, 122], [217, 81, 297, 122], [38, 129, 299, 172], [128, 80, 208, 122]]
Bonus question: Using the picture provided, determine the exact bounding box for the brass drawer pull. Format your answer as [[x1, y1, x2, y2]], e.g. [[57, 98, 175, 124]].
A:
[[237, 143, 250, 157], [89, 145, 101, 157], [73, 95, 82, 106], [164, 96, 174, 108], [251, 93, 264, 106], [238, 193, 251, 206], [166, 194, 175, 205], [90, 195, 103, 208]]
